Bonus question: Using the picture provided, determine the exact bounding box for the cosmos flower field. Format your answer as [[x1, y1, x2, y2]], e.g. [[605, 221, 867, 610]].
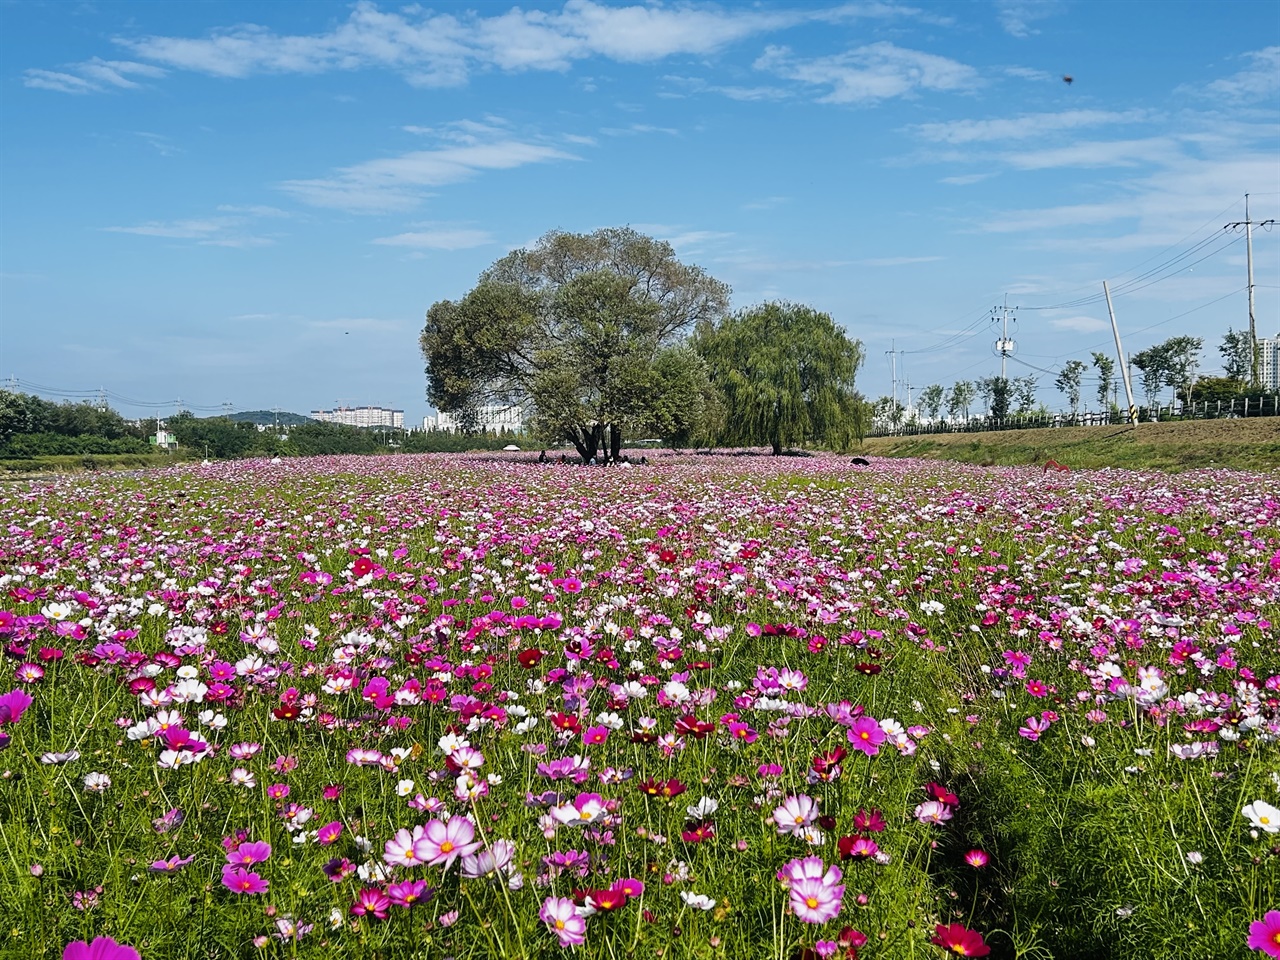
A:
[[1, 453, 1277, 960]]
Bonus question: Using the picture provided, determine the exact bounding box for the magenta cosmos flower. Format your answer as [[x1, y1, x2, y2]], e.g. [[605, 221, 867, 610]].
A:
[[221, 865, 269, 894], [1249, 910, 1280, 958], [63, 937, 140, 960], [226, 840, 271, 866], [0, 689, 33, 725], [540, 896, 587, 947], [846, 717, 886, 756]]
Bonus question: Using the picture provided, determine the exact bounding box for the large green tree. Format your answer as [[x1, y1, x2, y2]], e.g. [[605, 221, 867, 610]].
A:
[[697, 302, 866, 455], [421, 228, 729, 461]]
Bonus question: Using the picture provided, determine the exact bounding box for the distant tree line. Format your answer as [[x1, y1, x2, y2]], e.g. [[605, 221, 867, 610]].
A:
[[0, 392, 153, 458], [881, 329, 1275, 430]]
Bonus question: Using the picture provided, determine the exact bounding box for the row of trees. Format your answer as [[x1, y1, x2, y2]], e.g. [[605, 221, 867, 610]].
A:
[[421, 228, 866, 457], [0, 392, 154, 458], [890, 329, 1269, 429]]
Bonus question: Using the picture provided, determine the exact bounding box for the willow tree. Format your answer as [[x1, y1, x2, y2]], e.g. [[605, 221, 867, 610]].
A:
[[421, 228, 729, 461], [697, 302, 866, 455]]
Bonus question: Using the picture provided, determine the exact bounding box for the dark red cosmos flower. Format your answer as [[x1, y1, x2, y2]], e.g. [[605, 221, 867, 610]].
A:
[[837, 835, 879, 860], [854, 662, 882, 675], [816, 814, 837, 831], [517, 648, 544, 669], [681, 821, 715, 843], [812, 747, 847, 776], [658, 549, 677, 563], [674, 715, 715, 739], [352, 557, 375, 578], [926, 783, 959, 808], [637, 778, 686, 799], [550, 713, 582, 734], [931, 923, 990, 956], [273, 704, 301, 721]]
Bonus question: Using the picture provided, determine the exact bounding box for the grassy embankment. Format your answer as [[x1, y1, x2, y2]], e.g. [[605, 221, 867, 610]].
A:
[[0, 453, 182, 476], [858, 417, 1280, 472]]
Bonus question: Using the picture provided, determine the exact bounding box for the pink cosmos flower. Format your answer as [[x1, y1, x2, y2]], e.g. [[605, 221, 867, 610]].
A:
[[419, 816, 481, 870], [1018, 716, 1051, 741], [384, 826, 428, 867], [846, 717, 886, 756], [149, 854, 195, 873], [964, 849, 990, 868], [316, 821, 343, 845], [221, 865, 269, 894], [461, 839, 516, 879], [790, 876, 844, 923], [62, 937, 140, 960], [540, 895, 587, 947], [914, 801, 953, 826], [1249, 910, 1280, 958], [932, 923, 990, 956]]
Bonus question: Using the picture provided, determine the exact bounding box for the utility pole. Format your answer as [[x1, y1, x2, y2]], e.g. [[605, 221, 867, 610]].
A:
[[992, 295, 1017, 380], [885, 340, 898, 409], [1225, 194, 1275, 388], [1103, 281, 1139, 425]]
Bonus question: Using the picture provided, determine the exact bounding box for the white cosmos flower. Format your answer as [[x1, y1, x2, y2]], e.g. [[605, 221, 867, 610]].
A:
[[82, 772, 111, 794], [1243, 800, 1280, 833], [686, 797, 719, 821], [680, 892, 716, 911]]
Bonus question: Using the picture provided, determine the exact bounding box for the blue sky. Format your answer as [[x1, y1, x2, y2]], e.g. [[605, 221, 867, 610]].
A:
[[2, 0, 1277, 422]]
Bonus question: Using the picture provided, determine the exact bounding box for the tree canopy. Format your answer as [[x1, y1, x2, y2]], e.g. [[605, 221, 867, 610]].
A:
[[421, 228, 729, 461], [696, 302, 866, 455]]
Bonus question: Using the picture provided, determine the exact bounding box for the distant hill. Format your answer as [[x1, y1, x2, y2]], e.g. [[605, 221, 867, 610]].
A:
[[226, 410, 316, 426]]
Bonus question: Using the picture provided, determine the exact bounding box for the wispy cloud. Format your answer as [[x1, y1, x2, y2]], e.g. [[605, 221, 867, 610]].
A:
[[995, 0, 1064, 39], [1200, 46, 1280, 102], [28, 1, 955, 95], [743, 196, 790, 211], [137, 132, 182, 157], [101, 207, 281, 247], [371, 226, 493, 250], [279, 130, 577, 213], [601, 123, 679, 137], [939, 173, 991, 185], [859, 256, 944, 266], [1049, 315, 1108, 333], [913, 109, 1150, 144], [755, 42, 978, 104], [23, 58, 165, 94], [1005, 136, 1178, 170]]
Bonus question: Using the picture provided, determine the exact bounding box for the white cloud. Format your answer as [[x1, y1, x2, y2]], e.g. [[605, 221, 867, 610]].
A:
[[1006, 136, 1178, 170], [995, 0, 1064, 39], [23, 59, 165, 94], [1201, 46, 1280, 102], [279, 137, 577, 213], [31, 1, 950, 94], [755, 42, 978, 104], [939, 173, 991, 185], [372, 227, 493, 249], [1003, 65, 1054, 82], [1049, 315, 1108, 333], [101, 207, 281, 247], [601, 123, 679, 137], [860, 256, 944, 266], [913, 109, 1150, 144]]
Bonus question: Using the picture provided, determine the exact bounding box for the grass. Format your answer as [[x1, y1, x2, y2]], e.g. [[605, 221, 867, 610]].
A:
[[0, 453, 183, 476], [857, 418, 1280, 472]]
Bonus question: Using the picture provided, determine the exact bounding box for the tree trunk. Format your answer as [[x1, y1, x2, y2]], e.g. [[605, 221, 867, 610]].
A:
[[567, 425, 601, 462], [609, 423, 622, 462], [771, 436, 782, 456]]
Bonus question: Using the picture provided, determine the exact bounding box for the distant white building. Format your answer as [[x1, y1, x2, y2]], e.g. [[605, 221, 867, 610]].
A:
[[150, 429, 178, 451], [311, 406, 404, 428], [424, 403, 525, 433], [1259, 337, 1280, 391]]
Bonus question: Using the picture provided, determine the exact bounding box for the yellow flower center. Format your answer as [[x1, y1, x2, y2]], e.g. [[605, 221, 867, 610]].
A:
[[555, 919, 566, 930], [805, 897, 819, 909], [440, 841, 454, 853]]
